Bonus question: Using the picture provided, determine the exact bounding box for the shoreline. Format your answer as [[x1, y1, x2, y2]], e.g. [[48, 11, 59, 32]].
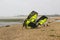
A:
[[0, 22, 60, 40]]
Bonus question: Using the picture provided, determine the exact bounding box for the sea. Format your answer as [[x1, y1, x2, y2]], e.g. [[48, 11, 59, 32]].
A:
[[0, 22, 23, 27], [0, 17, 60, 27]]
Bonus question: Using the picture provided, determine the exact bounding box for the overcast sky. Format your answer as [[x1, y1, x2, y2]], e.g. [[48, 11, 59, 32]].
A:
[[0, 0, 60, 16]]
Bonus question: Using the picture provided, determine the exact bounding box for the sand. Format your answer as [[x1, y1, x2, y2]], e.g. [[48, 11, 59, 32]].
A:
[[0, 17, 60, 40]]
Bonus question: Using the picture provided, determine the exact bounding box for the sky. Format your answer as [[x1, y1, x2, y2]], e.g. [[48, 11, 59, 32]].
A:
[[0, 0, 60, 17]]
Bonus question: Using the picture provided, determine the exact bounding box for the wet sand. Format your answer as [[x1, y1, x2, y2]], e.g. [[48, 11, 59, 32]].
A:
[[0, 17, 60, 40]]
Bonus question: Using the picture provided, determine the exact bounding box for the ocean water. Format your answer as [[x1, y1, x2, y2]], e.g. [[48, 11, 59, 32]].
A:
[[55, 20, 60, 22], [0, 20, 60, 27], [0, 17, 60, 27], [0, 22, 23, 27]]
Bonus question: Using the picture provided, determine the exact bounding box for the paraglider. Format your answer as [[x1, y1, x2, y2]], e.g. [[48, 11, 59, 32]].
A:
[[36, 15, 48, 25], [23, 11, 48, 29], [23, 11, 38, 28]]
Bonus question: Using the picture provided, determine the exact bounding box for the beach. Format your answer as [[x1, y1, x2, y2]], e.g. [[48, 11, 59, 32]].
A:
[[0, 17, 60, 40]]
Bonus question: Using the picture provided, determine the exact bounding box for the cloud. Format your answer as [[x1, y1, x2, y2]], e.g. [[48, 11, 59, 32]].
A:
[[0, 0, 60, 16]]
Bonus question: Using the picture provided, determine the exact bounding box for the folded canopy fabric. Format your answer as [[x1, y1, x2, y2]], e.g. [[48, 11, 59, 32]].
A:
[[23, 11, 48, 29], [23, 11, 38, 28]]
